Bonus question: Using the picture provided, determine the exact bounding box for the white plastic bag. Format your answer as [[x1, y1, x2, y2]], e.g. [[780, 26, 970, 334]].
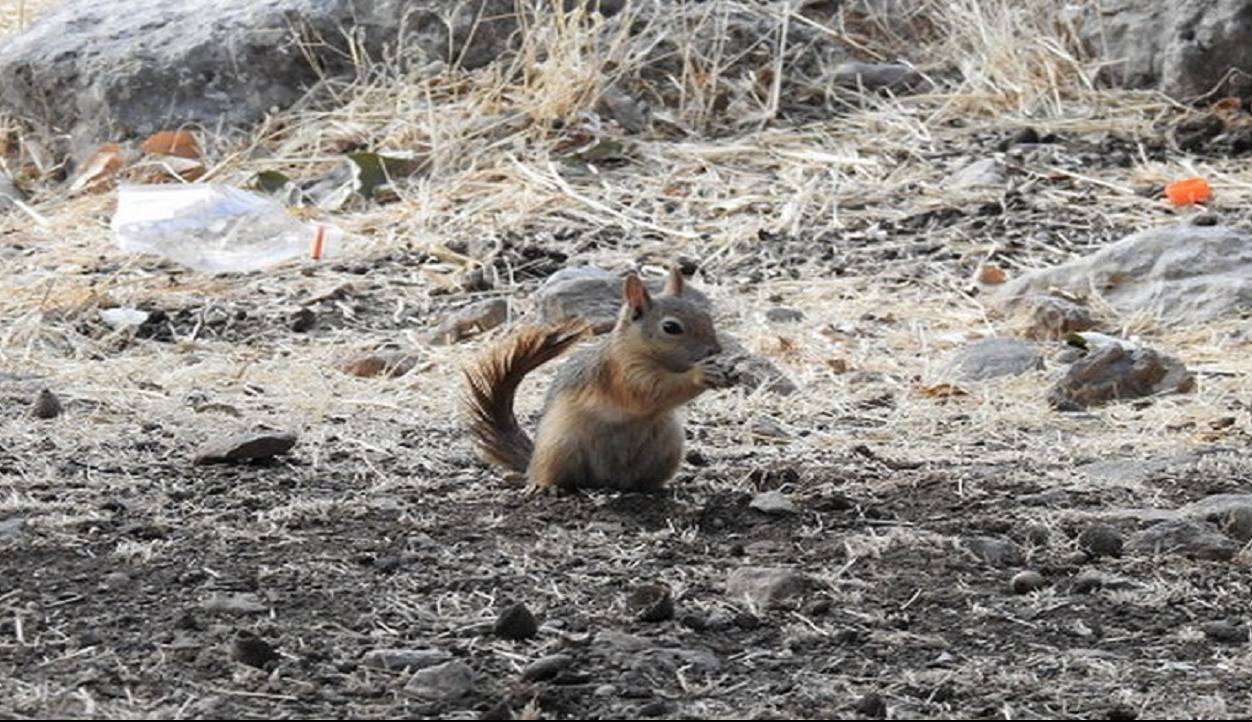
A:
[[111, 183, 343, 273]]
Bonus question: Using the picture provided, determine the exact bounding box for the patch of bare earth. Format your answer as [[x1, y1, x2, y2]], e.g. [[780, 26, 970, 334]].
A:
[[3, 1, 1252, 719]]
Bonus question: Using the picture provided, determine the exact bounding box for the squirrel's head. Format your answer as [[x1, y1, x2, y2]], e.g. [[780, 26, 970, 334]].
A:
[[613, 265, 721, 371]]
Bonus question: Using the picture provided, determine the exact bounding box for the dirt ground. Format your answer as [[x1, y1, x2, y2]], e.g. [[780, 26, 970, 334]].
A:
[[4, 2, 1252, 720]]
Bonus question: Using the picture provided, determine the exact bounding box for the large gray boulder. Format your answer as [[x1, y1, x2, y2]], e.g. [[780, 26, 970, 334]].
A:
[[1082, 0, 1252, 100], [0, 0, 570, 161], [998, 225, 1252, 326]]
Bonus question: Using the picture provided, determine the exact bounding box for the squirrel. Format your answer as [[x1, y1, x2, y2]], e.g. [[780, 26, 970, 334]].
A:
[[462, 265, 728, 493]]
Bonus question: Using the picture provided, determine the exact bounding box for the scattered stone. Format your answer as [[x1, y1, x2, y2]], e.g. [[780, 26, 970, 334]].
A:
[[998, 225, 1252, 326], [1080, 0, 1252, 101], [1202, 620, 1249, 645], [521, 653, 572, 681], [193, 430, 297, 465], [765, 307, 805, 323], [749, 490, 797, 516], [1015, 295, 1096, 340], [1070, 570, 1105, 595], [407, 659, 476, 700], [362, 648, 451, 671], [1078, 523, 1124, 558], [626, 583, 674, 623], [201, 593, 268, 616], [289, 307, 316, 333], [339, 351, 421, 378], [1048, 343, 1194, 410], [1010, 570, 1047, 594], [948, 158, 1006, 190], [833, 61, 921, 91], [719, 335, 798, 396], [536, 266, 711, 332], [1183, 494, 1252, 542], [944, 337, 1044, 382], [428, 298, 508, 345], [1128, 519, 1239, 561], [962, 537, 1023, 567], [749, 415, 791, 441], [0, 517, 24, 539], [596, 85, 651, 133], [494, 602, 539, 641], [594, 684, 617, 697], [229, 630, 280, 668], [855, 692, 888, 718], [725, 567, 810, 608], [30, 388, 62, 419]]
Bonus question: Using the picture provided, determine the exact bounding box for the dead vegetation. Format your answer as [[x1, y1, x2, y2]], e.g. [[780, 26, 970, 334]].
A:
[[2, 1, 1252, 719]]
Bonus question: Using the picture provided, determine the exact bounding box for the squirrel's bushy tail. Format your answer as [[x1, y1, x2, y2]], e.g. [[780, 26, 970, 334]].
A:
[[462, 321, 587, 474]]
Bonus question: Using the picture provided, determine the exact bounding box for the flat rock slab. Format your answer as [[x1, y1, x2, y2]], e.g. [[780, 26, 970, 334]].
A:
[[194, 431, 298, 464], [944, 337, 1044, 382], [725, 566, 810, 608], [999, 225, 1252, 326]]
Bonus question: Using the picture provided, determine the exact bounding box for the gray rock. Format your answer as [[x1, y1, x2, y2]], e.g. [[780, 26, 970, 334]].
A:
[[944, 337, 1044, 382], [535, 266, 796, 395], [1184, 494, 1252, 541], [362, 648, 451, 671], [764, 307, 805, 323], [1202, 620, 1249, 644], [493, 602, 539, 641], [407, 659, 475, 699], [1081, 0, 1252, 100], [201, 593, 268, 615], [948, 158, 1007, 190], [521, 654, 572, 681], [428, 298, 508, 345], [1010, 570, 1047, 594], [596, 85, 651, 133], [1078, 523, 1124, 558], [999, 225, 1252, 326], [725, 567, 810, 608], [194, 430, 297, 464], [30, 388, 62, 419], [749, 490, 797, 515], [1014, 295, 1097, 340], [1128, 519, 1239, 561], [0, 0, 541, 161], [0, 517, 25, 539], [1048, 342, 1194, 409], [536, 266, 711, 333], [962, 537, 1023, 567], [832, 61, 922, 91]]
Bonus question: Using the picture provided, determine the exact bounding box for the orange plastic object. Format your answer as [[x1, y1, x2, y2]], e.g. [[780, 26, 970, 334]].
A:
[[1165, 177, 1212, 205]]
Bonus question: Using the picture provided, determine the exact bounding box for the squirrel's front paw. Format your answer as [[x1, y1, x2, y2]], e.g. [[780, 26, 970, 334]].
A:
[[697, 357, 734, 389]]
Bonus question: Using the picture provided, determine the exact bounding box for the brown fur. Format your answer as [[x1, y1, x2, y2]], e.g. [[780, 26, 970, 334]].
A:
[[462, 320, 589, 473]]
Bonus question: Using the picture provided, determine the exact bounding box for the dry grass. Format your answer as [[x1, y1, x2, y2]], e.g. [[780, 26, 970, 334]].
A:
[[0, 0, 59, 36]]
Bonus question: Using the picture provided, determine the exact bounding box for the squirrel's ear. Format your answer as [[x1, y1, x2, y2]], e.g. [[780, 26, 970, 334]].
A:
[[623, 273, 652, 320], [662, 264, 684, 296]]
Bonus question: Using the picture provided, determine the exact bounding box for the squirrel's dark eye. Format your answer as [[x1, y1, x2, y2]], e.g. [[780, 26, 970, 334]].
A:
[[661, 318, 684, 335]]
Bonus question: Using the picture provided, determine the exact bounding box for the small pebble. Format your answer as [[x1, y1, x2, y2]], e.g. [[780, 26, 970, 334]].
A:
[[1077, 523, 1124, 558], [765, 307, 805, 323], [494, 602, 539, 641], [1202, 620, 1249, 644], [1010, 570, 1046, 594], [521, 653, 571, 681], [229, 631, 280, 668], [30, 388, 62, 419], [627, 583, 675, 623]]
